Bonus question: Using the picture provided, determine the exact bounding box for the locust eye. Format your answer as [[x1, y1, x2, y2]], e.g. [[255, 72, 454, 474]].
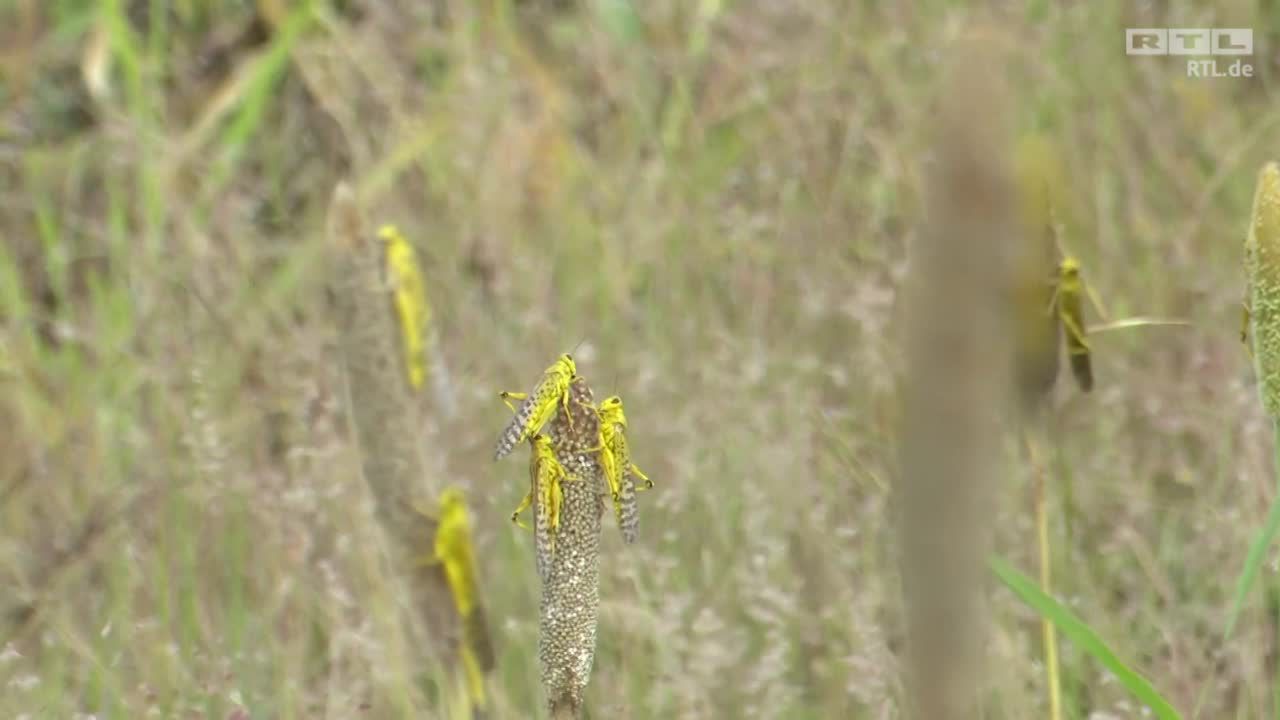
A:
[[565, 354, 573, 362]]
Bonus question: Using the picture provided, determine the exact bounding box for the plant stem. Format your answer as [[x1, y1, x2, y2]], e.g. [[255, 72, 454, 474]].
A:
[[1026, 431, 1063, 720]]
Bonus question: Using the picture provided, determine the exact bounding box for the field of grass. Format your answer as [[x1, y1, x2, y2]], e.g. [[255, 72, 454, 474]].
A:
[[4, 1, 1280, 718]]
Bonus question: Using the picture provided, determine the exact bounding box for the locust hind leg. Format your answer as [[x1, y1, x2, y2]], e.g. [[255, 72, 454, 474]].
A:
[[499, 391, 527, 414], [533, 473, 557, 583], [597, 443, 622, 502], [559, 386, 575, 432], [631, 462, 654, 490], [1060, 314, 1094, 392], [510, 490, 534, 530]]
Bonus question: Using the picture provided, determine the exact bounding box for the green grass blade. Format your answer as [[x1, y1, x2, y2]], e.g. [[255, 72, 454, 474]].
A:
[[593, 0, 643, 44], [198, 1, 313, 203], [1224, 417, 1280, 639], [989, 555, 1181, 720]]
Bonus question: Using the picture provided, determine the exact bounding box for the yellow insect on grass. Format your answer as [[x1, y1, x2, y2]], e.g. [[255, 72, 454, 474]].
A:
[[494, 353, 577, 460], [378, 224, 432, 392], [417, 487, 494, 713], [1055, 256, 1093, 393], [597, 395, 651, 544], [508, 434, 573, 582]]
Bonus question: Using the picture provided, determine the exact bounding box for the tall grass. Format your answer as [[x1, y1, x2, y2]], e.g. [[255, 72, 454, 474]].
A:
[[895, 25, 1016, 719], [2, 1, 1280, 718]]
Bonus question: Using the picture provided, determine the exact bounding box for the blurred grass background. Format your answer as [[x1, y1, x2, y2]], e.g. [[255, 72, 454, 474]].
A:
[[2, 0, 1280, 717]]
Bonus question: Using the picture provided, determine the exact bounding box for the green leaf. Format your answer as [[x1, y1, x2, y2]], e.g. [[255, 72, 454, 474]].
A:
[[990, 555, 1181, 720], [593, 0, 642, 44], [1225, 417, 1280, 639]]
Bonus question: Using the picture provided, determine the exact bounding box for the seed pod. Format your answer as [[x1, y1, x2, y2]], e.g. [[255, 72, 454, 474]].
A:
[[327, 183, 461, 693], [539, 377, 604, 717], [1245, 162, 1280, 415], [1011, 135, 1064, 409]]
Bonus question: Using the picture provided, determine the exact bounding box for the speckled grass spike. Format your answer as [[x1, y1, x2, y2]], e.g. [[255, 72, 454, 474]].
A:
[[1246, 162, 1280, 415], [493, 354, 577, 460], [1228, 162, 1280, 645], [539, 376, 604, 718], [1012, 136, 1063, 409], [326, 183, 479, 712], [899, 35, 1015, 718]]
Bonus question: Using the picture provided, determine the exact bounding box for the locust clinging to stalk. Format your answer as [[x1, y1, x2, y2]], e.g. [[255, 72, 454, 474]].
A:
[[508, 433, 573, 582], [494, 353, 577, 461]]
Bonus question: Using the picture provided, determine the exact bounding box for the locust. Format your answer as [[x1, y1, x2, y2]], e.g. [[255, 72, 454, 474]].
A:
[[508, 434, 572, 582], [1053, 256, 1093, 392], [378, 225, 432, 392], [417, 487, 494, 710], [494, 354, 577, 461], [596, 395, 652, 544]]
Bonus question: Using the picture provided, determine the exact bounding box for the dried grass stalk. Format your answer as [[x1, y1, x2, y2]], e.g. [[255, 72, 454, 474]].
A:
[[1012, 135, 1064, 410], [895, 28, 1017, 720], [1246, 162, 1280, 415], [540, 377, 605, 719], [326, 182, 487, 709]]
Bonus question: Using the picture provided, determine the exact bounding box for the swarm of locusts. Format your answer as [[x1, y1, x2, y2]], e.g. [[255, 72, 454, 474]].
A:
[[495, 353, 653, 549], [494, 352, 653, 713]]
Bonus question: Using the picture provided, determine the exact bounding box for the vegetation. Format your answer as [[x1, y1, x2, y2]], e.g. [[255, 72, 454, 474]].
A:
[[3, 1, 1280, 717]]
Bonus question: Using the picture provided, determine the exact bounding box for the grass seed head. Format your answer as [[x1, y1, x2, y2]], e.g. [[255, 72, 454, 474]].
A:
[[538, 377, 604, 716], [1246, 163, 1280, 414], [1011, 134, 1064, 409]]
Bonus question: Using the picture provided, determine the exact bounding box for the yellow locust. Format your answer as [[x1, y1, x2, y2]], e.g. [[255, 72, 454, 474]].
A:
[[378, 225, 432, 392], [494, 354, 577, 461], [508, 434, 572, 582], [1040, 235, 1186, 395], [1053, 256, 1093, 392], [596, 396, 651, 544], [417, 487, 494, 711]]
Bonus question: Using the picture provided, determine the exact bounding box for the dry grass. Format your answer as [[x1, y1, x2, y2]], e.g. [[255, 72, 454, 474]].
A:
[[2, 1, 1280, 718], [896, 27, 1016, 719]]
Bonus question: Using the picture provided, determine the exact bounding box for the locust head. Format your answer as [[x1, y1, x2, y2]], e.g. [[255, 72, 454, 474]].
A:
[[377, 225, 400, 243], [1059, 256, 1080, 281], [531, 433, 556, 458], [438, 487, 467, 514], [557, 353, 577, 378], [598, 396, 627, 426]]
